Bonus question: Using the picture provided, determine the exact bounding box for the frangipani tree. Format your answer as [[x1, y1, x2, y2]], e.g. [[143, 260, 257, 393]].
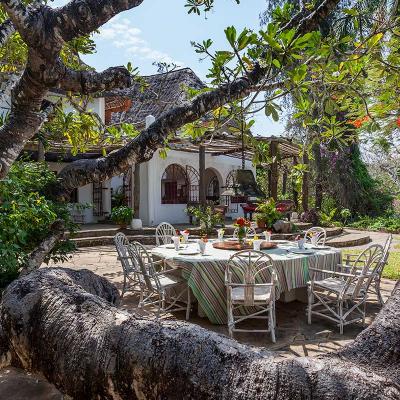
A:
[[0, 1, 399, 398]]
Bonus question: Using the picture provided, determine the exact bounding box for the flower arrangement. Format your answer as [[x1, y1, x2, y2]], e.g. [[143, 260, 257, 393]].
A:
[[234, 217, 251, 243]]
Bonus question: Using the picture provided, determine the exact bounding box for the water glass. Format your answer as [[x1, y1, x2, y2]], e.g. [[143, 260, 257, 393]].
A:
[[172, 236, 180, 251], [181, 232, 189, 243], [263, 231, 271, 242], [253, 239, 263, 251], [298, 238, 305, 249], [198, 240, 206, 255], [217, 229, 224, 242]]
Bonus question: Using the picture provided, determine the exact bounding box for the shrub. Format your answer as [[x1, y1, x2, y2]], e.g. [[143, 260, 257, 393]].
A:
[[0, 162, 77, 288], [300, 208, 320, 225], [110, 206, 133, 226], [348, 215, 400, 233], [186, 205, 223, 234], [255, 198, 282, 228]]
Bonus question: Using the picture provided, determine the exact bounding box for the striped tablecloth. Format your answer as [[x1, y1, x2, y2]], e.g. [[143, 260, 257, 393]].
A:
[[152, 242, 341, 324]]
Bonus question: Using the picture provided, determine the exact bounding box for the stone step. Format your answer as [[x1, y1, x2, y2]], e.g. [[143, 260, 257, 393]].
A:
[[326, 232, 371, 248], [69, 227, 157, 239], [73, 235, 157, 248]]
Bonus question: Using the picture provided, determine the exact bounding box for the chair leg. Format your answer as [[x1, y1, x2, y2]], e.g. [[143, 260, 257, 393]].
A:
[[307, 287, 313, 325], [375, 279, 384, 306], [138, 286, 144, 308], [339, 301, 344, 335], [270, 304, 276, 343], [121, 274, 127, 298], [362, 300, 366, 326], [186, 287, 191, 321]]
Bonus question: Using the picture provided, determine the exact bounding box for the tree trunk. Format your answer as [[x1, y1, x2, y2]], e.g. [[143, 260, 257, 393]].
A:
[[269, 141, 279, 201], [301, 151, 309, 212], [312, 142, 323, 210], [1, 268, 399, 399]]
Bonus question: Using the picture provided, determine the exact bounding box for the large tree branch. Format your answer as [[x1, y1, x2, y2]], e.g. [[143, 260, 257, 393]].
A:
[[57, 65, 133, 94], [1, 268, 399, 399], [0, 19, 15, 46], [0, 0, 43, 46], [20, 219, 65, 277]]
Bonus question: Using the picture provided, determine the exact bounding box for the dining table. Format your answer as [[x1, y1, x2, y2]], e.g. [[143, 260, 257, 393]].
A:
[[151, 240, 342, 325]]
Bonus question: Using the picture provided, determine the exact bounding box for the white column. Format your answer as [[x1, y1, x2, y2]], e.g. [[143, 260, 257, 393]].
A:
[[146, 115, 156, 226]]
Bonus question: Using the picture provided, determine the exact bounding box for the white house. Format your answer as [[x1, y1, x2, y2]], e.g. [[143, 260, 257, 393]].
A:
[[0, 69, 298, 226]]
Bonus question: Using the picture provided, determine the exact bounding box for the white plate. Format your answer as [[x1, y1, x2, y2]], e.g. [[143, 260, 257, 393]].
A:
[[271, 240, 290, 244], [311, 246, 331, 250], [289, 249, 315, 255], [178, 250, 200, 256]]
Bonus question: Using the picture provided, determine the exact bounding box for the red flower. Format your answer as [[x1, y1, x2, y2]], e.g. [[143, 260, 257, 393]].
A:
[[396, 117, 400, 128], [235, 217, 251, 227], [348, 116, 369, 128]]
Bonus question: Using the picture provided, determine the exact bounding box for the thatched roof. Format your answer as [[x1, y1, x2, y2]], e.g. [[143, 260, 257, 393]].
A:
[[105, 68, 205, 129]]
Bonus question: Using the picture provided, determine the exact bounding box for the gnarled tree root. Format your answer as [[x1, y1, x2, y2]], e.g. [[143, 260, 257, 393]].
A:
[[1, 268, 399, 399]]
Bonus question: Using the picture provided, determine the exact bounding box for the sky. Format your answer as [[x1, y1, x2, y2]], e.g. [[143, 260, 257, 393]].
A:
[[50, 0, 286, 136]]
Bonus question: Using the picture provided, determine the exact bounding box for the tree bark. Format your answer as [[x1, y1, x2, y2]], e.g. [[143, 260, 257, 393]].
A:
[[269, 141, 279, 201], [20, 220, 65, 276], [301, 151, 309, 212], [1, 268, 399, 399], [312, 142, 323, 210]]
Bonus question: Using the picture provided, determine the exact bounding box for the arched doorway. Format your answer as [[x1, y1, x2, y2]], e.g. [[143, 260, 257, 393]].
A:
[[204, 168, 221, 203], [161, 164, 189, 204]]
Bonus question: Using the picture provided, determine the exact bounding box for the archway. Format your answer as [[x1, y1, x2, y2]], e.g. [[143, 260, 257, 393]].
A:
[[161, 164, 189, 204], [204, 168, 222, 203]]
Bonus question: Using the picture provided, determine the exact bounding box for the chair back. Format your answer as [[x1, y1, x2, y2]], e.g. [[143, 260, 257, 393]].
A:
[[343, 244, 384, 299], [155, 222, 176, 246], [304, 227, 327, 246], [128, 241, 160, 292], [114, 232, 140, 276], [233, 226, 257, 239], [226, 251, 277, 306]]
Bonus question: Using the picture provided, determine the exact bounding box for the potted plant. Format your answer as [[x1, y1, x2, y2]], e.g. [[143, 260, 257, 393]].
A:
[[111, 206, 133, 229], [255, 198, 282, 229]]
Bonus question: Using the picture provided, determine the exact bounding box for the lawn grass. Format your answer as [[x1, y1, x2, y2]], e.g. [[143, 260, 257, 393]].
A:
[[344, 249, 400, 280]]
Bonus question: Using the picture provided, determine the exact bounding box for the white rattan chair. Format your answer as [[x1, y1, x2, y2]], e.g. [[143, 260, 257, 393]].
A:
[[114, 232, 141, 297], [232, 226, 257, 239], [342, 234, 392, 305], [307, 244, 384, 334], [155, 222, 177, 246], [304, 227, 327, 246], [225, 250, 278, 342], [129, 241, 191, 320]]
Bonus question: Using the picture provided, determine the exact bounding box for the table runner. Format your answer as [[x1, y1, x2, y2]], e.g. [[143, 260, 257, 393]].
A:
[[152, 243, 341, 324]]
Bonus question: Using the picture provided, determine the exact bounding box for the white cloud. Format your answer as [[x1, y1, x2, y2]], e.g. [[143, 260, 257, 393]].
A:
[[97, 18, 183, 67]]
